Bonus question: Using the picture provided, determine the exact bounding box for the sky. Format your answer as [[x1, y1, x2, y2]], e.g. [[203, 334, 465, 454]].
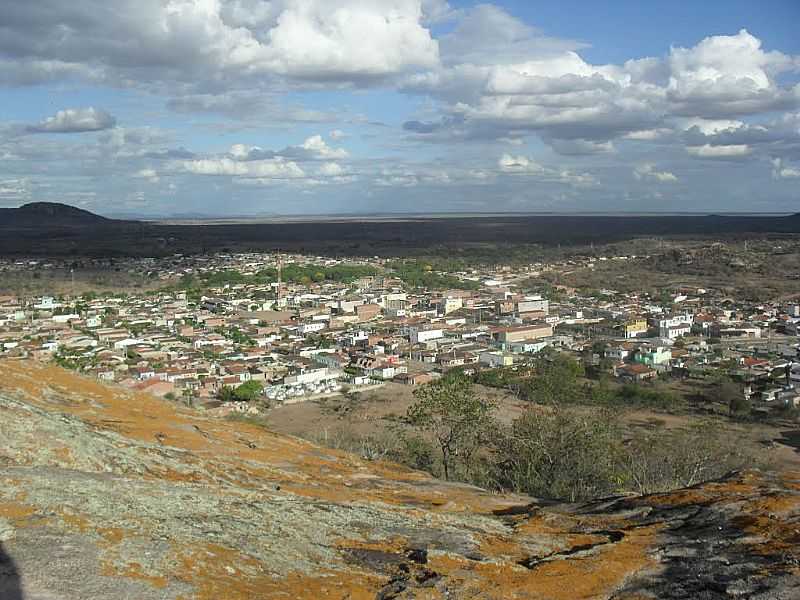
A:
[[0, 0, 799, 217]]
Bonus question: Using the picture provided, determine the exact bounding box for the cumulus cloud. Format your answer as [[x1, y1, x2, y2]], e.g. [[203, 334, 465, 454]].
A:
[[686, 144, 752, 159], [498, 154, 545, 174], [0, 177, 31, 200], [545, 138, 615, 156], [166, 92, 337, 122], [402, 15, 799, 154], [2, 3, 800, 213], [498, 153, 595, 187], [179, 157, 305, 179], [227, 135, 348, 162], [633, 163, 678, 183], [133, 168, 160, 183], [0, 0, 439, 89], [667, 29, 799, 117], [772, 158, 800, 179], [27, 107, 116, 133], [319, 162, 345, 177], [297, 135, 348, 159]]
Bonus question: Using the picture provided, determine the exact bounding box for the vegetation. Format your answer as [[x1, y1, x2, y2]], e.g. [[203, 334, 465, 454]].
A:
[[405, 377, 495, 480], [218, 380, 263, 402], [494, 406, 623, 501], [177, 264, 379, 292], [386, 260, 481, 291], [312, 367, 760, 502]]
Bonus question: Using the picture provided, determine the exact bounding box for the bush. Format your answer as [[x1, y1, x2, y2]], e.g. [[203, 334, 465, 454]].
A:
[[491, 407, 757, 501], [619, 421, 754, 494], [492, 407, 622, 502]]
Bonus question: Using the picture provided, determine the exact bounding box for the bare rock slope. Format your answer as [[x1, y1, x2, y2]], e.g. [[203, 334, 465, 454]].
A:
[[1, 361, 799, 599]]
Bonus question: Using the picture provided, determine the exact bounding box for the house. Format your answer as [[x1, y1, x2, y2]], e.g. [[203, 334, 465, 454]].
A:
[[634, 346, 672, 367], [616, 363, 657, 382], [394, 372, 435, 386], [355, 303, 381, 322], [624, 319, 648, 339], [479, 351, 514, 368], [409, 326, 444, 344], [658, 314, 694, 338], [605, 343, 633, 362], [663, 323, 692, 340], [492, 323, 553, 344]]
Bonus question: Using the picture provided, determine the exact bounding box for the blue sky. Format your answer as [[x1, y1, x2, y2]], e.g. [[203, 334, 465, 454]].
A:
[[0, 0, 799, 216]]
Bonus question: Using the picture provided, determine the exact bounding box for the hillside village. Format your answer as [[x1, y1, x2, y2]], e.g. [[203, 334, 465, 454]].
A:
[[2, 250, 799, 415]]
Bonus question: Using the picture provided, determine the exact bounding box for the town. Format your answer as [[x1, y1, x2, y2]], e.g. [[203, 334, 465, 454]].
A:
[[2, 248, 799, 420]]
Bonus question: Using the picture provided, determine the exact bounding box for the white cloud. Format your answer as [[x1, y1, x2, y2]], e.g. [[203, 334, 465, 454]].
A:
[[0, 177, 31, 200], [404, 18, 799, 154], [677, 118, 744, 135], [299, 135, 348, 159], [27, 107, 116, 133], [0, 1, 439, 88], [545, 138, 615, 156], [772, 158, 800, 179], [329, 129, 346, 140], [179, 157, 305, 179], [686, 144, 751, 158], [623, 128, 671, 140], [226, 136, 348, 161], [668, 29, 799, 116], [319, 162, 345, 177], [498, 153, 595, 187], [633, 163, 678, 183], [133, 168, 160, 183], [498, 154, 545, 174]]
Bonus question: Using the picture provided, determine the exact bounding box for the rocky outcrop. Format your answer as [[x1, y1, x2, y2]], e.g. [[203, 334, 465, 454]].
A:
[[0, 360, 798, 599]]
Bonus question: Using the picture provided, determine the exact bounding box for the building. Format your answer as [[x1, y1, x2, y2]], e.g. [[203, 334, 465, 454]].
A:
[[493, 323, 553, 344], [624, 319, 648, 339], [409, 326, 444, 344], [516, 296, 549, 316], [479, 351, 514, 368], [634, 346, 672, 367], [616, 363, 658, 382], [658, 314, 694, 338]]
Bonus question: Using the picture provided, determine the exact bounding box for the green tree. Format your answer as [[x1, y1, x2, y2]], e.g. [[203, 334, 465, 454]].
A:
[[494, 406, 622, 501], [728, 393, 752, 419], [523, 354, 585, 404], [217, 386, 236, 402], [405, 376, 495, 480], [233, 380, 263, 402]]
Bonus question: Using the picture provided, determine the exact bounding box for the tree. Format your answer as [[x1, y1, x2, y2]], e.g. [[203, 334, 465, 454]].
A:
[[405, 376, 495, 480], [522, 353, 585, 405], [233, 380, 263, 402], [218, 381, 263, 402], [218, 386, 236, 402], [494, 406, 622, 501], [729, 394, 752, 419], [708, 377, 747, 416]]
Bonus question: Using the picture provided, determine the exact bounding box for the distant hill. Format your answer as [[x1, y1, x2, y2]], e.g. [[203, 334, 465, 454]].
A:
[[1, 203, 799, 256], [0, 202, 117, 228]]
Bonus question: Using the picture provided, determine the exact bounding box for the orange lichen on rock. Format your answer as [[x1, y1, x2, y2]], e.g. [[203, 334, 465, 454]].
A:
[[0, 501, 37, 522], [175, 543, 381, 600], [429, 524, 661, 600], [102, 561, 170, 590], [3, 360, 800, 599]]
